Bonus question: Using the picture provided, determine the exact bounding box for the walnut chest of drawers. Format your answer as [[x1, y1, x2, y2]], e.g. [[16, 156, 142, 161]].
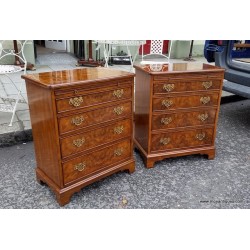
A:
[[22, 68, 135, 205], [133, 63, 225, 168]]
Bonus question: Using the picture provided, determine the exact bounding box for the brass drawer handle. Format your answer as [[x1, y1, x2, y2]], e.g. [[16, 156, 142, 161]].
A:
[[196, 133, 206, 140], [113, 106, 124, 115], [161, 117, 172, 125], [73, 138, 85, 147], [202, 81, 212, 89], [163, 84, 175, 92], [114, 148, 123, 156], [74, 162, 86, 172], [113, 89, 124, 98], [162, 99, 173, 108], [114, 126, 124, 134], [160, 137, 171, 145], [198, 113, 208, 122], [71, 116, 84, 126], [69, 96, 83, 107], [200, 96, 210, 105]]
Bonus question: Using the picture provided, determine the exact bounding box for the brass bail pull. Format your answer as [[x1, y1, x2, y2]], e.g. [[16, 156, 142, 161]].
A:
[[74, 162, 86, 172], [69, 96, 83, 107], [113, 89, 124, 98]]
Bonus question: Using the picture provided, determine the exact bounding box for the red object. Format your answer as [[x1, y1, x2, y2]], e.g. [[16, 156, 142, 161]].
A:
[[139, 40, 169, 55]]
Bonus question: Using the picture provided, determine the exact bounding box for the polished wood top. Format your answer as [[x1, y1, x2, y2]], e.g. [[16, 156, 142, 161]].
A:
[[22, 68, 135, 89], [134, 62, 224, 74]]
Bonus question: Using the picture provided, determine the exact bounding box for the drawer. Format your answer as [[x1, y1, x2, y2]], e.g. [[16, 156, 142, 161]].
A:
[[60, 119, 132, 158], [58, 101, 132, 134], [56, 86, 132, 113], [63, 139, 131, 185], [153, 79, 221, 94], [152, 109, 217, 130], [153, 72, 224, 81], [152, 93, 219, 111], [151, 128, 214, 152]]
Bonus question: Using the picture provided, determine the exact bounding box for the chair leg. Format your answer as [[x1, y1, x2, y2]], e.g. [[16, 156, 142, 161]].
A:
[[8, 94, 20, 126], [8, 103, 17, 126]]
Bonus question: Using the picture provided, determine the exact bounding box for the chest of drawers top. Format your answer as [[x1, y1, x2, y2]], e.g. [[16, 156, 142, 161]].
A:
[[133, 62, 224, 77], [22, 67, 135, 90]]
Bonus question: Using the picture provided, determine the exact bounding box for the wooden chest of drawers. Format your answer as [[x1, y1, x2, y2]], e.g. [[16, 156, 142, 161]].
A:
[[22, 68, 135, 205], [133, 63, 225, 168]]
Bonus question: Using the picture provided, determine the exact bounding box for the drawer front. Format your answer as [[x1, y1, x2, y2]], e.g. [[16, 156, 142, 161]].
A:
[[153, 72, 224, 81], [60, 119, 132, 158], [151, 128, 214, 152], [58, 102, 132, 134], [153, 79, 221, 94], [152, 93, 219, 111], [56, 86, 132, 113], [63, 139, 131, 185], [152, 109, 217, 130]]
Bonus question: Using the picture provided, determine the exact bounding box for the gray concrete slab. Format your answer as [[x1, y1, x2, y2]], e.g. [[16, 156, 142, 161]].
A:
[[0, 74, 12, 84], [15, 109, 30, 122], [0, 112, 18, 128]]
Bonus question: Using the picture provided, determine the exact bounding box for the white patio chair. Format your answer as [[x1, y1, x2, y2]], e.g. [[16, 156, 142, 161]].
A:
[[0, 40, 28, 126], [141, 40, 172, 65]]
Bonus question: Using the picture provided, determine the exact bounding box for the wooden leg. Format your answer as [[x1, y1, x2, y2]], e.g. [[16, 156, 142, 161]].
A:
[[126, 162, 135, 174], [36, 173, 45, 185], [145, 158, 155, 168], [55, 192, 73, 206], [207, 149, 215, 160]]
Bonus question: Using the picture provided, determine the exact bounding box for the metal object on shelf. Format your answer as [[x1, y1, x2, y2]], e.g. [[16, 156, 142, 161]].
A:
[[95, 40, 146, 72]]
